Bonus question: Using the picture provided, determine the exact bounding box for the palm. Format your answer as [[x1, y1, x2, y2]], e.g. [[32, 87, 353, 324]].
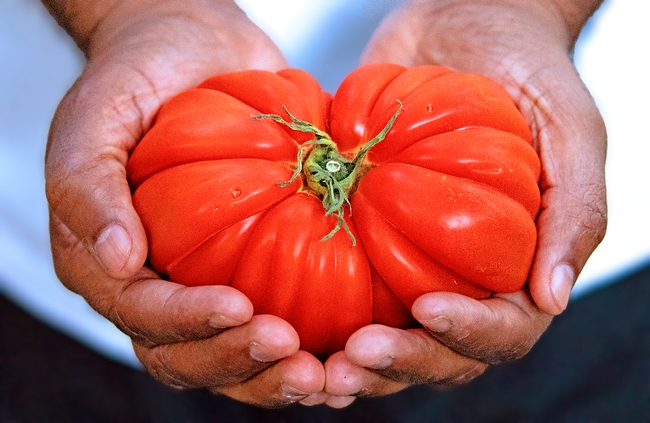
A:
[[45, 3, 328, 408], [321, 0, 606, 401], [361, 0, 606, 314]]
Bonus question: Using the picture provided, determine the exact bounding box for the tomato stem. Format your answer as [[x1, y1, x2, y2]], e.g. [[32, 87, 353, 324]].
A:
[[253, 101, 402, 245]]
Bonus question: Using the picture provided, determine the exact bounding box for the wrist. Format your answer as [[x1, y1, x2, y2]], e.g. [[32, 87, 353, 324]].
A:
[[43, 0, 245, 58], [403, 0, 602, 53], [41, 0, 120, 53], [545, 0, 604, 44]]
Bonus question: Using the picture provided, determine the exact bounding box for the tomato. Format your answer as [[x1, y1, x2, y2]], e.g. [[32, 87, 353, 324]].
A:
[[126, 64, 540, 359]]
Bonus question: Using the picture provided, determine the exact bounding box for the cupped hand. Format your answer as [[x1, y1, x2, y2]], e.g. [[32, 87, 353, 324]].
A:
[[322, 0, 607, 405], [44, 0, 324, 407]]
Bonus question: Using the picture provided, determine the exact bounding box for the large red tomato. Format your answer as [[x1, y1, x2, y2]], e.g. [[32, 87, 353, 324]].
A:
[[127, 64, 540, 359]]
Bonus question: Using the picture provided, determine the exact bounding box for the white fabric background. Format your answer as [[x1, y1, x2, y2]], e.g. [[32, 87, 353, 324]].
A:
[[0, 0, 648, 368]]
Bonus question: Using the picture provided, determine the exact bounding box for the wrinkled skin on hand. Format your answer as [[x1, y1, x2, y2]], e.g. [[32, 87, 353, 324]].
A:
[[319, 0, 607, 406], [44, 0, 607, 409], [45, 0, 325, 408]]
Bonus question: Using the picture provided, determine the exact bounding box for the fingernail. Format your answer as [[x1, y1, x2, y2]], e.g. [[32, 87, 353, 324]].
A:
[[368, 355, 393, 370], [249, 341, 278, 362], [208, 313, 246, 329], [95, 224, 131, 272], [300, 392, 328, 406], [551, 264, 575, 314], [281, 383, 310, 401], [425, 316, 452, 333], [327, 396, 356, 408]]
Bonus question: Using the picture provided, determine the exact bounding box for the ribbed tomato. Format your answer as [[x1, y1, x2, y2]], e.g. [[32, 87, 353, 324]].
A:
[[127, 64, 540, 359]]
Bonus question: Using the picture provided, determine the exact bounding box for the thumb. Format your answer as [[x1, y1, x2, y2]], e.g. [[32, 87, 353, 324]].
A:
[[525, 60, 607, 315], [45, 73, 149, 280]]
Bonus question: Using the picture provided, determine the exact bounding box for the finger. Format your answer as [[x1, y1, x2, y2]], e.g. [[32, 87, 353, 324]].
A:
[[133, 314, 300, 390], [325, 395, 357, 409], [50, 213, 253, 346], [326, 327, 487, 398], [324, 350, 406, 398], [299, 391, 329, 406], [213, 351, 325, 408], [523, 59, 608, 315], [112, 280, 255, 347], [45, 70, 152, 279], [413, 291, 552, 364], [296, 358, 357, 408], [296, 391, 356, 409]]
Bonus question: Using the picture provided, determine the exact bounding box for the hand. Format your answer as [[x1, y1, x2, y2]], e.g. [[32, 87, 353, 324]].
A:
[[44, 0, 324, 407], [321, 0, 607, 404]]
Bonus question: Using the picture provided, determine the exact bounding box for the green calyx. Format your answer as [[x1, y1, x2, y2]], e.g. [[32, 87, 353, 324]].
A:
[[253, 101, 402, 246]]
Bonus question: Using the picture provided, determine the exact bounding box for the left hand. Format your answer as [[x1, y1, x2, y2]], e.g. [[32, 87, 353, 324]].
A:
[[319, 291, 552, 406], [318, 0, 607, 407]]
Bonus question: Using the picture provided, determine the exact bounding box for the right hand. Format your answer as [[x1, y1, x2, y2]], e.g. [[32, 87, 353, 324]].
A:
[[45, 0, 324, 407]]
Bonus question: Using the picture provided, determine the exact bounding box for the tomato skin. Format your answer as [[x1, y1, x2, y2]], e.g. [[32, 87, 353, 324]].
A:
[[198, 69, 328, 142], [355, 163, 536, 293], [168, 212, 265, 286], [366, 65, 454, 140], [387, 127, 541, 218], [352, 188, 491, 306], [127, 89, 299, 188], [232, 193, 373, 359], [370, 266, 417, 329], [329, 63, 405, 151], [132, 159, 300, 273], [127, 64, 540, 358], [363, 72, 533, 163]]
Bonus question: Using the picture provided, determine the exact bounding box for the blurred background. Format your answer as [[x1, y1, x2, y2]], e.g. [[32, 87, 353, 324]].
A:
[[0, 0, 648, 368]]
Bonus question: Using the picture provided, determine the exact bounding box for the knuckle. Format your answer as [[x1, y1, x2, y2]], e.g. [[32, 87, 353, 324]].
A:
[[481, 315, 552, 365], [45, 154, 112, 231], [209, 386, 300, 409], [353, 379, 401, 398], [437, 362, 488, 386], [576, 183, 607, 234], [448, 320, 551, 365], [106, 280, 179, 348], [485, 338, 535, 364], [560, 183, 608, 264], [265, 396, 304, 409], [382, 357, 489, 387], [576, 182, 607, 236], [140, 345, 194, 390], [375, 367, 431, 388], [108, 302, 156, 348], [45, 168, 76, 219]]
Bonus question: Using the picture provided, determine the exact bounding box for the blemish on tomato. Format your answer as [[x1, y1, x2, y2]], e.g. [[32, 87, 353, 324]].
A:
[[231, 188, 241, 198]]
